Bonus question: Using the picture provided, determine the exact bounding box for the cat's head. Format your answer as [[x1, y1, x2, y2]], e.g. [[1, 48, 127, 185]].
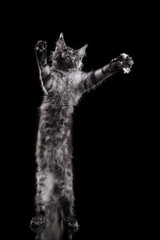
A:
[[51, 33, 88, 70]]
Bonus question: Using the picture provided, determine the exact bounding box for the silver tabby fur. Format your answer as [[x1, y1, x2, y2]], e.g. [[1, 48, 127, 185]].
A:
[[30, 33, 134, 240]]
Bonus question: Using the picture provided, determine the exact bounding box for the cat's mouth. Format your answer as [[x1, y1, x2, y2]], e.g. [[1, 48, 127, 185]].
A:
[[60, 54, 76, 68], [65, 56, 71, 60], [64, 56, 76, 65], [62, 53, 74, 62]]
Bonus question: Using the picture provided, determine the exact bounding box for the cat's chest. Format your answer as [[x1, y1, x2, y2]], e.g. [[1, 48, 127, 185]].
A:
[[51, 72, 81, 106]]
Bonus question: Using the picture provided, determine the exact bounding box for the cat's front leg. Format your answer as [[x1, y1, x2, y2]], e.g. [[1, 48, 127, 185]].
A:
[[35, 40, 48, 67], [78, 53, 134, 92], [35, 41, 51, 95]]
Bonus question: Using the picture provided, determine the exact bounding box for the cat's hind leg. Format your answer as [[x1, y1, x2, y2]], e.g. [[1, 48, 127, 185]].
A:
[[35, 170, 55, 213], [30, 170, 55, 232], [60, 192, 79, 233]]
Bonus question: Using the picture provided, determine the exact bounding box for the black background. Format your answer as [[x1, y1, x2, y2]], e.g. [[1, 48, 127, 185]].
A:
[[2, 1, 155, 240]]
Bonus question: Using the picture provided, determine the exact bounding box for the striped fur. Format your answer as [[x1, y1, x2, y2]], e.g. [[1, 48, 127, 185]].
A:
[[30, 33, 133, 240]]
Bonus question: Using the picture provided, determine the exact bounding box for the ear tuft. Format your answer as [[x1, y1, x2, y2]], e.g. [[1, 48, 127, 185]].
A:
[[77, 44, 88, 58], [59, 32, 64, 39], [56, 32, 66, 51]]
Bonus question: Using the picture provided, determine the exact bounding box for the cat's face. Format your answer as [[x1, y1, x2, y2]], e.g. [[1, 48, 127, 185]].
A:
[[54, 47, 80, 69], [52, 33, 88, 70]]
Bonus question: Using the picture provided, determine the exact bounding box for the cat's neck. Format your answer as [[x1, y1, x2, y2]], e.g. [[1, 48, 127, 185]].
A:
[[51, 61, 79, 72]]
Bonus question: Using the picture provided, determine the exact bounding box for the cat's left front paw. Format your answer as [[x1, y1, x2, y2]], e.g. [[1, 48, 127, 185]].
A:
[[116, 53, 134, 74]]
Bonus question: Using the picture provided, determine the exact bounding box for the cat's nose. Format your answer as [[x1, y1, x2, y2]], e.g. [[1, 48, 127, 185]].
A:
[[62, 52, 69, 58]]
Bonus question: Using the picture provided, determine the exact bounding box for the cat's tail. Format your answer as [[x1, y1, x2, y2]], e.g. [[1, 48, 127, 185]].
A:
[[36, 208, 64, 240], [31, 204, 77, 240], [35, 213, 77, 240], [38, 215, 64, 240]]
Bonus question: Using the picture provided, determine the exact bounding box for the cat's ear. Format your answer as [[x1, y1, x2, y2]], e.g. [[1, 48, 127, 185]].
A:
[[56, 32, 66, 51], [77, 44, 88, 59]]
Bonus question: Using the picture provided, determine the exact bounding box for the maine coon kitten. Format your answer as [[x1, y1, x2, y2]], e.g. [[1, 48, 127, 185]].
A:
[[30, 33, 133, 240]]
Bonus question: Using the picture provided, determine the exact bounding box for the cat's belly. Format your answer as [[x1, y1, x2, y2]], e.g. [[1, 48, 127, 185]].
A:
[[36, 119, 72, 169], [36, 96, 74, 171]]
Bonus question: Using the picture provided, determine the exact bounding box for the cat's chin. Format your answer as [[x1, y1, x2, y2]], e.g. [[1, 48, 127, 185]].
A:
[[56, 63, 77, 71], [63, 59, 75, 66]]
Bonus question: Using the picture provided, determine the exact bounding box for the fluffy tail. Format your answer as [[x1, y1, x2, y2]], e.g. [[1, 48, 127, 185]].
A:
[[30, 205, 78, 240], [30, 207, 65, 240], [37, 216, 64, 240]]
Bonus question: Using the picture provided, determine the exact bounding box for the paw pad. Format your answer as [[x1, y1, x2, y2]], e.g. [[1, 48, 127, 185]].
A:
[[35, 41, 47, 52], [117, 53, 134, 74]]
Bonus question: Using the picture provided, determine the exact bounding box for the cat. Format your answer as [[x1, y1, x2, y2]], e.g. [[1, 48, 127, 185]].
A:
[[30, 33, 133, 240]]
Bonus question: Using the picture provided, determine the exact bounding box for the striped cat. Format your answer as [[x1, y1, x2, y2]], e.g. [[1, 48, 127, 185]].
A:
[[30, 33, 133, 240]]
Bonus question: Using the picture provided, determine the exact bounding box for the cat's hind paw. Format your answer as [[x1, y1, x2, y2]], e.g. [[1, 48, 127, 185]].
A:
[[30, 214, 45, 233], [35, 40, 47, 52], [64, 217, 79, 233]]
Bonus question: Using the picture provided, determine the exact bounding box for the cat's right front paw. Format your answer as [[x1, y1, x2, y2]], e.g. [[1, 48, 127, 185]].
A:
[[35, 40, 47, 52], [30, 214, 45, 233]]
